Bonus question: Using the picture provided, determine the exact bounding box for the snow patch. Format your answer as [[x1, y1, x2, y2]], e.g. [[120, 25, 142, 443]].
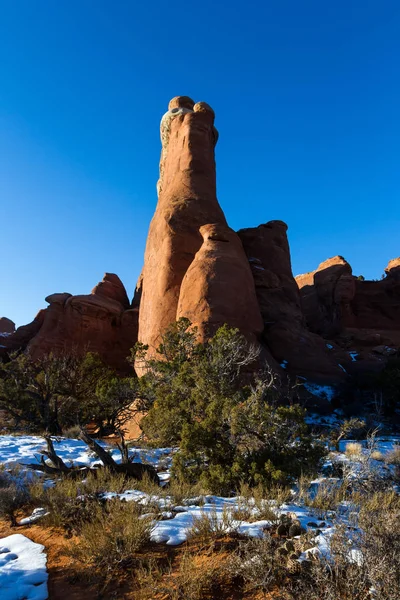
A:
[[304, 383, 336, 402], [0, 534, 48, 600]]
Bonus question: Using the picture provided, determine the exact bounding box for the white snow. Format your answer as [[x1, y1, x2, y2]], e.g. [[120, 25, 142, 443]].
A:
[[0, 433, 398, 572], [0, 435, 173, 473], [0, 534, 48, 600], [304, 382, 336, 402]]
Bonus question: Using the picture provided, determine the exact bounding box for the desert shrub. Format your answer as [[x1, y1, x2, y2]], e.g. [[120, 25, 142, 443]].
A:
[[62, 424, 82, 439], [30, 476, 101, 532], [134, 319, 326, 494], [136, 549, 224, 600], [0, 470, 30, 526], [234, 482, 287, 522], [385, 445, 400, 465], [227, 534, 288, 594], [77, 499, 152, 570]]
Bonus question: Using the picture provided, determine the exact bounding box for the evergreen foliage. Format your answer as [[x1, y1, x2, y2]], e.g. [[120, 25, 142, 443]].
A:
[[131, 318, 325, 494]]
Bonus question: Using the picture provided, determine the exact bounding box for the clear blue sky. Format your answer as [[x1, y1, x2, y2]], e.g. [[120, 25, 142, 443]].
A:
[[1, 1, 399, 326]]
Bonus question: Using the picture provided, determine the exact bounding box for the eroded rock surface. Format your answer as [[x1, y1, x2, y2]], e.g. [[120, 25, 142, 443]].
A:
[[138, 96, 260, 353], [1, 275, 137, 373], [238, 222, 344, 380], [177, 223, 263, 342]]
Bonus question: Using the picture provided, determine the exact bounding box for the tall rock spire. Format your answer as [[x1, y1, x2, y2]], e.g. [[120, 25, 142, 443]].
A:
[[137, 96, 263, 355]]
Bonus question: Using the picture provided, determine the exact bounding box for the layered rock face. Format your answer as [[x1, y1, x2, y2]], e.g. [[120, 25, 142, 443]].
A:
[[137, 97, 262, 352], [2, 274, 137, 372], [237, 222, 343, 379]]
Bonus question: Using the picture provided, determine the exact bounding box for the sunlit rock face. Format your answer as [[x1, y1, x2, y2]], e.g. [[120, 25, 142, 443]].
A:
[[137, 96, 262, 359], [2, 274, 138, 373]]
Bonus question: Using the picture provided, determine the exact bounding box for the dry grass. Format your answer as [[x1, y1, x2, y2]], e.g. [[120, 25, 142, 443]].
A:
[[344, 442, 363, 458], [75, 499, 153, 570], [385, 445, 400, 465], [187, 507, 237, 543], [136, 548, 226, 600]]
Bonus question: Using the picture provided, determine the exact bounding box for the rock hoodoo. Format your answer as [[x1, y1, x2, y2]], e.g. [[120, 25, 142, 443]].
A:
[[137, 96, 261, 353], [177, 223, 263, 342]]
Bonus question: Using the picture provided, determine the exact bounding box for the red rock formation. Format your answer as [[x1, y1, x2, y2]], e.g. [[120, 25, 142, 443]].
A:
[[0, 317, 15, 334], [177, 223, 263, 341], [296, 257, 400, 375], [138, 96, 261, 353], [295, 256, 355, 337], [296, 256, 400, 344], [1, 275, 137, 373], [91, 273, 130, 309], [238, 222, 344, 380]]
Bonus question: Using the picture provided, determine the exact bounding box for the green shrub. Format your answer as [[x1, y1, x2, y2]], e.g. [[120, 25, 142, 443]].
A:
[[134, 320, 326, 495]]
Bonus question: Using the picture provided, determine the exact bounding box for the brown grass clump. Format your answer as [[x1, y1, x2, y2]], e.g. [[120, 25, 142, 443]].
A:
[[187, 507, 237, 544], [75, 499, 153, 571], [344, 442, 362, 458]]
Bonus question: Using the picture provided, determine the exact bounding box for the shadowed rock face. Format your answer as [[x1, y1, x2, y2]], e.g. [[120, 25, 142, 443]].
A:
[[138, 96, 261, 353], [0, 317, 15, 335], [1, 274, 137, 373], [296, 256, 355, 337], [238, 221, 344, 380], [296, 256, 400, 343]]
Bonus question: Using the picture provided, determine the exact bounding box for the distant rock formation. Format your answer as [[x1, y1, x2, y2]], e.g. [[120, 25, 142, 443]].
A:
[[296, 256, 400, 377], [1, 274, 137, 372], [137, 97, 262, 355], [295, 256, 355, 337], [296, 257, 400, 346]]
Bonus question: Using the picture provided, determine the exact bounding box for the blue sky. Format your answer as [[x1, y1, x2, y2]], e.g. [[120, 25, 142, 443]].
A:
[[1, 1, 399, 326]]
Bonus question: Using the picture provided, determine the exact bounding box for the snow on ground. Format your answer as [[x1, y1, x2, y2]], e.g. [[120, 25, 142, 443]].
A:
[[102, 489, 332, 547], [0, 534, 48, 600], [0, 433, 399, 566], [303, 382, 336, 402], [0, 435, 173, 473]]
